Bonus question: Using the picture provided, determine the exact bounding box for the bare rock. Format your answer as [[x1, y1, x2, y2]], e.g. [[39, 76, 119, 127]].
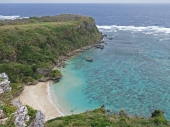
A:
[[94, 44, 104, 49], [29, 111, 44, 127], [14, 105, 29, 127], [0, 73, 11, 94], [86, 57, 93, 62]]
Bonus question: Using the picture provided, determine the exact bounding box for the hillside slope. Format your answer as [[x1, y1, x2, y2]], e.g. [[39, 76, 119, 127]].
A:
[[45, 108, 169, 127], [0, 14, 101, 93]]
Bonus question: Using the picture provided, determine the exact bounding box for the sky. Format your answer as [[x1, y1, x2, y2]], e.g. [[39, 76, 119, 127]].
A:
[[0, 0, 170, 3]]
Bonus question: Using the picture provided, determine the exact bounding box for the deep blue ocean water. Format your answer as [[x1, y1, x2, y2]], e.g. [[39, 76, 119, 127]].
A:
[[1, 4, 170, 119]]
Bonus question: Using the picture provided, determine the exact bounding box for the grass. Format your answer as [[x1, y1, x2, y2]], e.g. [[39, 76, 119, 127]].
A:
[[0, 21, 77, 30], [45, 108, 169, 127]]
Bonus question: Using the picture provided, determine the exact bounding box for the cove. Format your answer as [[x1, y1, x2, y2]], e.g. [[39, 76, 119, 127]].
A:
[[50, 25, 170, 119]]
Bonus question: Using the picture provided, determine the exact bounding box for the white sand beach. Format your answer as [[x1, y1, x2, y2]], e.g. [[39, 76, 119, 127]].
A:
[[18, 81, 62, 121]]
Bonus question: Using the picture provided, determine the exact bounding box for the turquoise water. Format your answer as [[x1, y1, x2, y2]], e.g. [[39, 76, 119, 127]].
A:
[[51, 26, 170, 119]]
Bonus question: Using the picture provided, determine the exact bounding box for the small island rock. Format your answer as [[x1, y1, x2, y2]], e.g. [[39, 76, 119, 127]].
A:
[[86, 57, 93, 62]]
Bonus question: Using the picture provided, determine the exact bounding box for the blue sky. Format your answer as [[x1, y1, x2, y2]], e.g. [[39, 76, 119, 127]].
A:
[[1, 0, 170, 3]]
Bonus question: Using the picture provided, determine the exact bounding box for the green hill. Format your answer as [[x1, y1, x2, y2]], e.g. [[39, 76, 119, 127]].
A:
[[0, 14, 101, 95]]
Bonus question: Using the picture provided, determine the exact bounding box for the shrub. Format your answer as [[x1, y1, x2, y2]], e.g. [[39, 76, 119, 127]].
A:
[[26, 105, 37, 126], [48, 70, 62, 78]]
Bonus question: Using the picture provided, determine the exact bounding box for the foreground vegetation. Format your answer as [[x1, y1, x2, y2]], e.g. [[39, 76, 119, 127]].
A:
[[0, 91, 37, 127], [45, 107, 169, 127]]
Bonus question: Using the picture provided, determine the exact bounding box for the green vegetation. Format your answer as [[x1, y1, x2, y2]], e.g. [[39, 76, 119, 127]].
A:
[[48, 70, 62, 78], [0, 104, 16, 117], [2, 114, 15, 127], [0, 77, 3, 82], [45, 108, 169, 127], [0, 14, 101, 92], [26, 105, 37, 126], [0, 15, 101, 126], [0, 102, 16, 127]]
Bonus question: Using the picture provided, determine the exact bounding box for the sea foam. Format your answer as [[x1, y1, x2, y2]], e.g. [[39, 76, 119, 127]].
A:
[[97, 25, 170, 34], [46, 82, 64, 116], [0, 15, 29, 20]]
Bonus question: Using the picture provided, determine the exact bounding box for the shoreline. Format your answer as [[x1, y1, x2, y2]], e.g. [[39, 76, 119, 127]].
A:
[[17, 37, 104, 121], [46, 82, 64, 117], [17, 81, 62, 121], [54, 38, 104, 69]]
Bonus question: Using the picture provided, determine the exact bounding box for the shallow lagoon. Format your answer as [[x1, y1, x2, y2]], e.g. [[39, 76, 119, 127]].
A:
[[51, 25, 170, 119]]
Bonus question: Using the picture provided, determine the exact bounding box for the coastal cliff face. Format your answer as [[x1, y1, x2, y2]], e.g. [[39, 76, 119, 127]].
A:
[[0, 14, 101, 87]]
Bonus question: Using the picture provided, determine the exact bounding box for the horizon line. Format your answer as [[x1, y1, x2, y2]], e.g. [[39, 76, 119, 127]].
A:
[[0, 2, 170, 4]]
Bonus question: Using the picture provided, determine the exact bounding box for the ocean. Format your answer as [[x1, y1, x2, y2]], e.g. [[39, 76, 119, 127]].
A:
[[1, 3, 170, 119]]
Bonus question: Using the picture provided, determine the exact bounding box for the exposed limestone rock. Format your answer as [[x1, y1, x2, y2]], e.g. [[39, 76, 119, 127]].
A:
[[29, 111, 44, 127], [15, 105, 29, 127], [13, 100, 30, 127], [0, 73, 11, 94]]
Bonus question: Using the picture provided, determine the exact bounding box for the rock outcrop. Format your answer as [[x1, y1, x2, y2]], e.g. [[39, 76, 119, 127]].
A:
[[0, 73, 11, 94], [15, 105, 29, 127], [86, 57, 93, 62], [94, 44, 104, 49], [29, 111, 45, 127]]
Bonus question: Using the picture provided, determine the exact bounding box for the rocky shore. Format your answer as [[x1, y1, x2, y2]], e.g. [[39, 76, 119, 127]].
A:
[[28, 36, 105, 85], [54, 39, 105, 69]]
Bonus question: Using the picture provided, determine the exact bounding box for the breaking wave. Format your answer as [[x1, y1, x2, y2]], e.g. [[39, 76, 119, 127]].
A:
[[97, 25, 170, 34], [0, 15, 29, 20], [46, 82, 64, 117]]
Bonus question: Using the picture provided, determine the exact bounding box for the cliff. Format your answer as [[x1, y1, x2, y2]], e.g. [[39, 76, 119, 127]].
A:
[[0, 14, 101, 91]]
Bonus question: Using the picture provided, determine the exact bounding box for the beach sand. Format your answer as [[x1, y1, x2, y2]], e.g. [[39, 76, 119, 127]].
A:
[[18, 81, 62, 121]]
